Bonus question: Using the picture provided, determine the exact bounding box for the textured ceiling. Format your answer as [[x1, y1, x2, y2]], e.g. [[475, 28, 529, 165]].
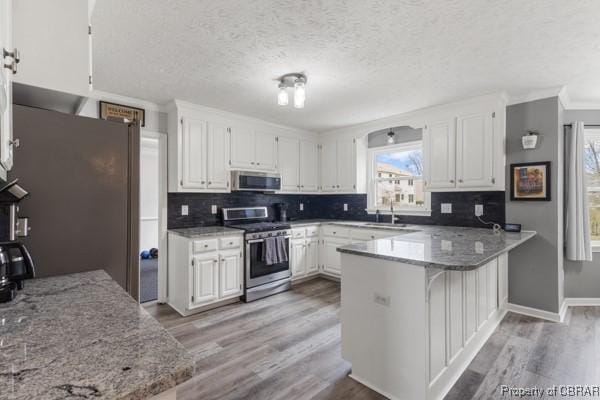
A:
[[92, 0, 600, 131]]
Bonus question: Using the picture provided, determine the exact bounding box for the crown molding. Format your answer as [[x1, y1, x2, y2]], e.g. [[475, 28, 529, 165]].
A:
[[506, 86, 565, 106]]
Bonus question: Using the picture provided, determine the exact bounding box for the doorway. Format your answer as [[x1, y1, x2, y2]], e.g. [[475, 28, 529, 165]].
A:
[[139, 130, 166, 303]]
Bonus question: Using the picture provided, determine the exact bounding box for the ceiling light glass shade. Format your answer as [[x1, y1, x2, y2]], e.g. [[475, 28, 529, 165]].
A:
[[294, 81, 306, 109], [277, 87, 289, 106], [387, 131, 395, 144]]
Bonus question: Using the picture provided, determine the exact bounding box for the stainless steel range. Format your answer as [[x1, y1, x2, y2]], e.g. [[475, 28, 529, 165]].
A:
[[223, 207, 292, 302]]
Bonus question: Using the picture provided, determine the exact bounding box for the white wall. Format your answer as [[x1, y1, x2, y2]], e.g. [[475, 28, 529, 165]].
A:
[[140, 136, 159, 251]]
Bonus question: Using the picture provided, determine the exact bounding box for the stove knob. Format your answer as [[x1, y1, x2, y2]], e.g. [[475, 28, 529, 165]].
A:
[[268, 233, 273, 237]]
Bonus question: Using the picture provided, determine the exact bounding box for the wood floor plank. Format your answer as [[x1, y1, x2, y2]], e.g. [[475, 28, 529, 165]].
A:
[[146, 281, 600, 400]]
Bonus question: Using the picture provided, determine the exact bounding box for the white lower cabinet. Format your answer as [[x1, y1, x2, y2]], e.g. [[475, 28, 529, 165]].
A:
[[321, 237, 348, 276], [168, 232, 244, 316], [290, 226, 320, 280], [192, 255, 219, 305], [219, 250, 242, 298]]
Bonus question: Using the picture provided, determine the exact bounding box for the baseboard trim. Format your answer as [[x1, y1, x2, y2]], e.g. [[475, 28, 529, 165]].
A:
[[348, 374, 400, 400], [505, 302, 563, 322], [564, 297, 600, 306]]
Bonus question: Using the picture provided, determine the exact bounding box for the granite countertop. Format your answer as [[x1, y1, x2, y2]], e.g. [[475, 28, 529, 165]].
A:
[[337, 226, 536, 270], [0, 270, 194, 400], [169, 226, 243, 238]]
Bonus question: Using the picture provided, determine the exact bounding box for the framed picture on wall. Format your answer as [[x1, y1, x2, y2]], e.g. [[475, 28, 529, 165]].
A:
[[99, 101, 146, 127], [510, 161, 551, 201]]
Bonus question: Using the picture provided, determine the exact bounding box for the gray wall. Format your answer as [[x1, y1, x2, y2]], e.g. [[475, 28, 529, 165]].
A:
[[563, 110, 600, 298], [367, 126, 422, 148], [505, 97, 563, 313]]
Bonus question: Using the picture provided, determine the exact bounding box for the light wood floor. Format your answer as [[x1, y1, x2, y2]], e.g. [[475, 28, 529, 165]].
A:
[[147, 278, 596, 400]]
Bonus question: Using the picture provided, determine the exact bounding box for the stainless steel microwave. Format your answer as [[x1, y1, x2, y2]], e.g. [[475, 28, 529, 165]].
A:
[[231, 171, 281, 192]]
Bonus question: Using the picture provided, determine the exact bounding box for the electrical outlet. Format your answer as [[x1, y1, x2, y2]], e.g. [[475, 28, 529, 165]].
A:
[[441, 240, 453, 251], [343, 203, 348, 211], [373, 293, 391, 307], [211, 205, 217, 214], [299, 203, 304, 211], [475, 204, 483, 217], [181, 205, 189, 216], [475, 241, 484, 254], [441, 203, 452, 214]]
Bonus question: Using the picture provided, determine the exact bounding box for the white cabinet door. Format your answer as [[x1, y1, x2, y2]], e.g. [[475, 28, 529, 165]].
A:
[[254, 131, 277, 171], [192, 256, 219, 306], [206, 122, 230, 190], [322, 238, 345, 276], [291, 239, 306, 277], [320, 140, 337, 192], [425, 119, 456, 190], [230, 125, 255, 169], [498, 253, 508, 308], [13, 0, 90, 95], [306, 238, 319, 274], [464, 270, 478, 344], [300, 140, 319, 192], [219, 251, 242, 298], [456, 113, 493, 188], [0, 0, 13, 175], [181, 117, 207, 189], [278, 136, 300, 192], [336, 138, 355, 192]]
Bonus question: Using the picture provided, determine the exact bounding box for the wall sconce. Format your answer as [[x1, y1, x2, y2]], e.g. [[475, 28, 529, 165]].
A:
[[522, 130, 539, 150]]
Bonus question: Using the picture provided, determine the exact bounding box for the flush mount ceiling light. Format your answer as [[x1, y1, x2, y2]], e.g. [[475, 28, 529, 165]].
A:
[[387, 129, 395, 144], [277, 73, 307, 109]]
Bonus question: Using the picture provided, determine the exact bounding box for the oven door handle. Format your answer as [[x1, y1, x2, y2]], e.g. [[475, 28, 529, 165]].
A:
[[247, 235, 291, 244]]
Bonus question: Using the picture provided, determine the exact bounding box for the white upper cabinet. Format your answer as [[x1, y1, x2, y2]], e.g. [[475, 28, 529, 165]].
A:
[[254, 131, 277, 171], [12, 0, 92, 95], [278, 136, 300, 191], [230, 127, 277, 171], [456, 113, 493, 188], [336, 138, 356, 192], [277, 137, 319, 193], [320, 139, 337, 192], [299, 140, 319, 191], [423, 95, 506, 192], [424, 119, 456, 190], [0, 0, 13, 177], [168, 104, 230, 193], [319, 137, 360, 193], [230, 125, 255, 169], [181, 117, 207, 189], [207, 122, 230, 190]]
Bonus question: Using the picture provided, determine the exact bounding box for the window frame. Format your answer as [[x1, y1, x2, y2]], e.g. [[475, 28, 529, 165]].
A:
[[366, 141, 431, 216], [585, 128, 600, 252]]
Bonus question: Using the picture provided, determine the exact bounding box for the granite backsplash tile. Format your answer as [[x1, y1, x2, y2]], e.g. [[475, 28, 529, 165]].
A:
[[168, 191, 505, 229]]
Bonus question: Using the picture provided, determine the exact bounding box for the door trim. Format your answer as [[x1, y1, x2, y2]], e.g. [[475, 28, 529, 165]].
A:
[[141, 128, 168, 304]]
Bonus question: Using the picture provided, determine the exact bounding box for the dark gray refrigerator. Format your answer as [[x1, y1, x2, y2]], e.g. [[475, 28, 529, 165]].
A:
[[9, 104, 140, 300]]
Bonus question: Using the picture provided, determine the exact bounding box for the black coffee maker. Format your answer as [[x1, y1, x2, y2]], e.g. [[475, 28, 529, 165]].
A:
[[0, 242, 35, 302], [0, 179, 35, 303]]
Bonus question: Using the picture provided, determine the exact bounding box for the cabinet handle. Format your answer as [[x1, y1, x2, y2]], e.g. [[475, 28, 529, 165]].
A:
[[251, 162, 255, 165], [208, 181, 212, 185], [204, 244, 208, 248], [336, 185, 340, 188], [257, 162, 260, 165], [201, 181, 206, 184], [458, 179, 463, 183], [450, 180, 454, 183], [3, 48, 20, 63], [229, 241, 233, 245], [491, 177, 496, 184], [301, 185, 304, 188]]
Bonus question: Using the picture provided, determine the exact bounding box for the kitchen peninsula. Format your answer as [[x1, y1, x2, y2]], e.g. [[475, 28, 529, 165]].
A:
[[0, 270, 194, 400], [338, 226, 535, 400]]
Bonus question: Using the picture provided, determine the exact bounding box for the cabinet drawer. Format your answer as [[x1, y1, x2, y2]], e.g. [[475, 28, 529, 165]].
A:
[[306, 226, 319, 237], [292, 229, 305, 239], [351, 229, 390, 241], [322, 225, 350, 238], [193, 239, 218, 253], [219, 236, 242, 250]]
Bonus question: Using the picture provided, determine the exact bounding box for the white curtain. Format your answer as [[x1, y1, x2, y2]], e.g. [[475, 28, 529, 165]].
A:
[[566, 121, 593, 261]]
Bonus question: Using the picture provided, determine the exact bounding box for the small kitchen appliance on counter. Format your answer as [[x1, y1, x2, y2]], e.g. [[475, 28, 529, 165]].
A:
[[0, 241, 35, 302], [223, 206, 291, 302], [275, 202, 288, 222]]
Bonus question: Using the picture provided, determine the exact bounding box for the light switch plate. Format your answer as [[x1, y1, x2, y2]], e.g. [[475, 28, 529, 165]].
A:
[[299, 203, 304, 211], [441, 203, 452, 214], [475, 204, 483, 217], [343, 203, 348, 211], [181, 205, 189, 216], [211, 205, 217, 214]]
